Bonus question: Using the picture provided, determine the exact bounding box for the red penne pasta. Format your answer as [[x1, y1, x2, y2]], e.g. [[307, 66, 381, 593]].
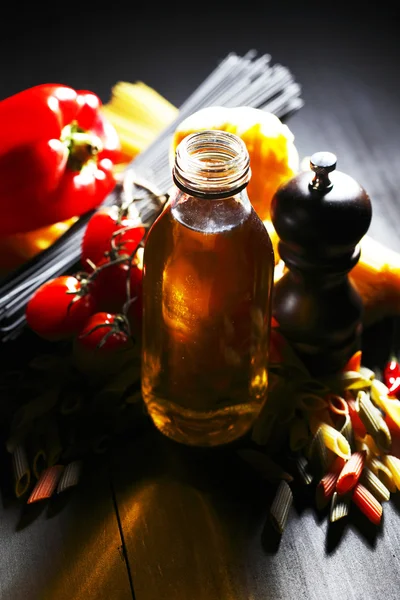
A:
[[336, 451, 366, 495], [316, 456, 347, 507], [27, 465, 64, 504], [347, 397, 367, 438], [352, 482, 383, 525], [326, 393, 349, 416], [317, 472, 338, 501], [342, 350, 362, 373]]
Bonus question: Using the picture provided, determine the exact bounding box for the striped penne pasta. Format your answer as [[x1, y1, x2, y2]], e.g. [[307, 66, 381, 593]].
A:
[[339, 414, 355, 450], [336, 450, 365, 494], [374, 397, 400, 430], [315, 455, 346, 510], [315, 423, 352, 460], [382, 454, 400, 490], [330, 491, 351, 523], [57, 460, 82, 494], [307, 426, 335, 474], [358, 366, 375, 380], [27, 465, 64, 504], [356, 391, 391, 453], [361, 467, 391, 502], [368, 456, 397, 493], [269, 480, 293, 534], [338, 370, 372, 391], [370, 378, 390, 408], [293, 454, 314, 485], [352, 483, 383, 526], [12, 444, 31, 498]]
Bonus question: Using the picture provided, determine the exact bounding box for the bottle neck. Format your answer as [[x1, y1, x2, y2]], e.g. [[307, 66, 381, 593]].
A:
[[172, 130, 251, 200]]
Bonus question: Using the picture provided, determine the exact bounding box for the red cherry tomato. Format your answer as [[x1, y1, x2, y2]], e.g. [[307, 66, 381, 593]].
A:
[[92, 255, 143, 314], [26, 275, 96, 341], [81, 203, 145, 268], [77, 312, 130, 351], [72, 311, 134, 376]]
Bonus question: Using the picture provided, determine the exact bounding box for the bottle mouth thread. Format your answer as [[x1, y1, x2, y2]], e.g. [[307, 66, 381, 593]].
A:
[[173, 130, 251, 199]]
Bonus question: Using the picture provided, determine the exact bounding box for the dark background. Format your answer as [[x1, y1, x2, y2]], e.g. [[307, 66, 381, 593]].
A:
[[1, 2, 399, 248]]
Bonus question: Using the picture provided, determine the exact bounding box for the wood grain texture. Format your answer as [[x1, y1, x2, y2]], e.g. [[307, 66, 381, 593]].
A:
[[0, 4, 399, 600], [112, 427, 400, 600], [0, 453, 132, 600]]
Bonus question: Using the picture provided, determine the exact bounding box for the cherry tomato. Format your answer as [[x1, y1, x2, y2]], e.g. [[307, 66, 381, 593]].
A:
[[81, 203, 145, 268], [72, 311, 134, 377], [92, 255, 143, 314], [26, 275, 96, 341]]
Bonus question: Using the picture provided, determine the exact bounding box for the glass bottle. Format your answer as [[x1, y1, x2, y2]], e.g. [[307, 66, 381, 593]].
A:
[[141, 130, 275, 446]]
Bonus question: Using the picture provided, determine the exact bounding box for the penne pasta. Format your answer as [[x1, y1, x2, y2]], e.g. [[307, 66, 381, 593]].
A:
[[27, 465, 64, 504], [338, 370, 372, 391], [326, 393, 349, 417], [330, 491, 351, 522], [375, 397, 400, 431], [57, 460, 82, 494], [307, 426, 333, 475], [339, 414, 355, 450], [314, 423, 351, 460], [361, 434, 381, 457], [358, 366, 375, 381], [361, 467, 391, 503], [315, 456, 346, 510], [368, 456, 397, 493], [356, 391, 391, 453], [294, 454, 314, 485], [370, 378, 390, 407], [336, 451, 366, 495], [347, 397, 367, 439], [12, 444, 31, 498], [352, 483, 383, 526], [342, 350, 362, 373], [382, 454, 400, 490], [289, 416, 310, 452], [269, 480, 293, 534]]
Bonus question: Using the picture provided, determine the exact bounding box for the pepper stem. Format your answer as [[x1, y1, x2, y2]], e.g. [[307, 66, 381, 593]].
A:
[[61, 121, 103, 172]]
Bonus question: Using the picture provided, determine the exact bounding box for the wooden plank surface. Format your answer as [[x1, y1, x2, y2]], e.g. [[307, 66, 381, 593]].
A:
[[0, 4, 399, 600], [111, 417, 400, 600], [0, 451, 133, 600]]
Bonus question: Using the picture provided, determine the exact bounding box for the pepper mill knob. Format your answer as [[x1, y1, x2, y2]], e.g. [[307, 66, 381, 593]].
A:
[[309, 151, 337, 191]]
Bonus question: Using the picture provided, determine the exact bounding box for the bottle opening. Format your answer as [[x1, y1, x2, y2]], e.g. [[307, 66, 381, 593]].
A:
[[173, 130, 251, 198]]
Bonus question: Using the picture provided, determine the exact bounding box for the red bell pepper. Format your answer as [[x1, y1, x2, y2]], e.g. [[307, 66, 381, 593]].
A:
[[0, 84, 121, 235]]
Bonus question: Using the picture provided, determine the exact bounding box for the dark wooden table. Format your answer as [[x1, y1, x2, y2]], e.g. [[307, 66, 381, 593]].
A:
[[1, 4, 400, 599]]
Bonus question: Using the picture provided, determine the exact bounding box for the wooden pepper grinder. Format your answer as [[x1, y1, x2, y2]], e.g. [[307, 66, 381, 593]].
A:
[[270, 151, 372, 376]]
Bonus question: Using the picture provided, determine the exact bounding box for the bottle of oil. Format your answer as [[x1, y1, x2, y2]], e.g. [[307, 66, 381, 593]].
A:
[[141, 130, 275, 446]]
